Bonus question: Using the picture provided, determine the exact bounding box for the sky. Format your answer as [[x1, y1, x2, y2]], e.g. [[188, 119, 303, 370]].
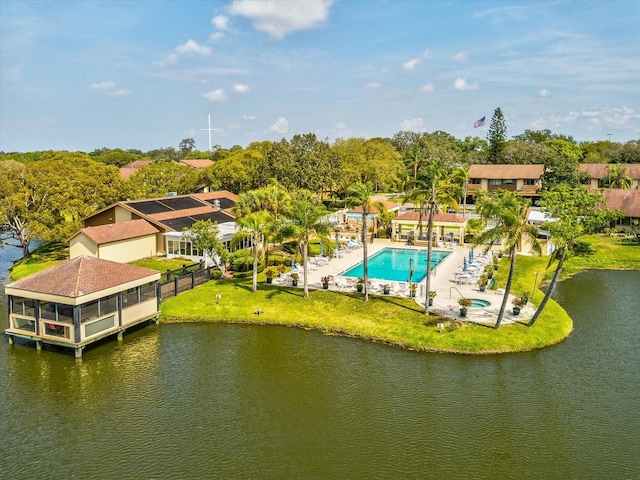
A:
[[1, 0, 640, 153]]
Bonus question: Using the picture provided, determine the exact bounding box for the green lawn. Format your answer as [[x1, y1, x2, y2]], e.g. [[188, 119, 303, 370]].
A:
[[10, 234, 639, 355], [160, 275, 572, 355]]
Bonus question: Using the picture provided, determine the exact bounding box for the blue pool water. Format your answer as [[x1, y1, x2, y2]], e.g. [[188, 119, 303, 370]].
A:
[[469, 299, 491, 308], [340, 248, 450, 283]]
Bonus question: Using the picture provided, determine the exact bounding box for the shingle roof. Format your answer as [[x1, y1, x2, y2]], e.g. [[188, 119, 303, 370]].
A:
[[75, 219, 159, 245], [6, 256, 159, 298], [179, 159, 214, 170], [579, 163, 640, 180], [119, 160, 152, 179], [394, 212, 466, 223], [602, 189, 640, 218], [469, 164, 544, 179]]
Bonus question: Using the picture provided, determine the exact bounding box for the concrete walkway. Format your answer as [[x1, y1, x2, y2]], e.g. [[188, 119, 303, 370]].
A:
[[289, 240, 535, 326]]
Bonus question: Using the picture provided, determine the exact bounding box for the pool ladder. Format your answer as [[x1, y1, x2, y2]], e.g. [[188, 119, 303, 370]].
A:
[[449, 287, 464, 299]]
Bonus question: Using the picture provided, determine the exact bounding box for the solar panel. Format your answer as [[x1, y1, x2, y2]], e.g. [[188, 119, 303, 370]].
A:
[[204, 197, 235, 209], [161, 217, 194, 231], [158, 196, 203, 210], [191, 212, 235, 224], [128, 200, 173, 215]]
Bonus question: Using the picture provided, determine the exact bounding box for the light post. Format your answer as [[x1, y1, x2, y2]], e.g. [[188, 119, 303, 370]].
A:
[[531, 271, 539, 303]]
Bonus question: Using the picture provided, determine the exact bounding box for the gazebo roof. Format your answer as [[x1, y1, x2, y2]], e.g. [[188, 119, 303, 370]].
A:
[[6, 256, 159, 298]]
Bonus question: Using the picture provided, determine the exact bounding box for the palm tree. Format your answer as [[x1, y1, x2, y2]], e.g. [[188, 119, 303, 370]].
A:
[[528, 186, 606, 327], [403, 162, 454, 313], [475, 190, 541, 329], [233, 210, 272, 293], [345, 183, 375, 301], [453, 166, 470, 217], [233, 182, 291, 271], [603, 164, 632, 189], [285, 190, 331, 298]]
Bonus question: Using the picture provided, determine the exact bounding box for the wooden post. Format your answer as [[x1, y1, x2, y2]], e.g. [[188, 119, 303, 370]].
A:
[[74, 347, 83, 358]]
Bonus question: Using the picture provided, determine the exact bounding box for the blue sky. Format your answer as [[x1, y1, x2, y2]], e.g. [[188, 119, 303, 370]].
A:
[[1, 0, 639, 153]]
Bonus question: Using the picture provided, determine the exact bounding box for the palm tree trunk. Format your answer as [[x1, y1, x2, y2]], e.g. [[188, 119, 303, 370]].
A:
[[252, 237, 259, 293], [424, 201, 435, 314], [495, 250, 517, 329], [528, 247, 567, 327], [303, 234, 309, 298], [362, 212, 369, 302]]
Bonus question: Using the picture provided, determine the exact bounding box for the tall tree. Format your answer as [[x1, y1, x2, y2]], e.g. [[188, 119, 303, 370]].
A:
[[233, 211, 271, 293], [345, 183, 375, 301], [284, 190, 331, 298], [179, 138, 196, 156], [475, 190, 540, 329], [487, 107, 507, 164], [453, 166, 470, 217], [528, 186, 609, 327]]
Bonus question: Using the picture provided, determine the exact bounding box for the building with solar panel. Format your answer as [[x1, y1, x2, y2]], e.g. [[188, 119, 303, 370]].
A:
[[69, 191, 244, 266]]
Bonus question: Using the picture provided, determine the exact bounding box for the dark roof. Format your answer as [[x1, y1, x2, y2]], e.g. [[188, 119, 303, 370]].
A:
[[6, 256, 159, 298]]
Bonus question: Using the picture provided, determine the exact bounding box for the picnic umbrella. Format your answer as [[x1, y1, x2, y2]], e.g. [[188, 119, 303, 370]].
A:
[[463, 257, 468, 271], [469, 248, 474, 262]]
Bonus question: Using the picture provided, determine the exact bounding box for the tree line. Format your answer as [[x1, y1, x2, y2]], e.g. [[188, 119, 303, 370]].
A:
[[2, 109, 638, 257]]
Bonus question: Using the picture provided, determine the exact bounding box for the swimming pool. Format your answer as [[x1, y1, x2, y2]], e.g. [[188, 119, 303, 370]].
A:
[[339, 248, 451, 283], [469, 298, 491, 308]]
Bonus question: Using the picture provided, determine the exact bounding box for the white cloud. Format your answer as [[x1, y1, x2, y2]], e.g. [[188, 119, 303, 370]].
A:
[[402, 58, 420, 71], [209, 31, 225, 41], [534, 106, 640, 131], [422, 49, 433, 59], [420, 83, 434, 93], [536, 88, 551, 97], [154, 39, 211, 66], [242, 114, 256, 120], [233, 84, 249, 93], [268, 116, 289, 133], [400, 117, 425, 131], [451, 78, 479, 91], [90, 81, 115, 90], [212, 15, 230, 30], [364, 82, 381, 89], [108, 89, 133, 97], [229, 0, 334, 39], [175, 39, 212, 56], [201, 89, 228, 102], [452, 51, 468, 61]]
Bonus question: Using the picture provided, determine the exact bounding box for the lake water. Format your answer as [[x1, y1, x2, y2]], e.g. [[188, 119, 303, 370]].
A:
[[1, 244, 638, 479]]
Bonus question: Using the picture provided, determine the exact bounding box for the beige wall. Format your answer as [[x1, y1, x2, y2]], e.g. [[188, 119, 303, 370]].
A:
[[69, 235, 98, 259], [99, 235, 158, 263]]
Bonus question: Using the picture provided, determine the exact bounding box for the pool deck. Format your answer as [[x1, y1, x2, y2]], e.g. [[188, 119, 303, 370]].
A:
[[288, 240, 535, 326]]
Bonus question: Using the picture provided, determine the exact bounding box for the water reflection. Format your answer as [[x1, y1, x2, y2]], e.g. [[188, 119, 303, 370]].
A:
[[0, 241, 638, 479]]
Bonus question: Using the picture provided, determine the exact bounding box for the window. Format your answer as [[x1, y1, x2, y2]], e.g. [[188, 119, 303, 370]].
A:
[[470, 179, 481, 184], [12, 297, 36, 317], [489, 179, 502, 186], [140, 282, 156, 302], [122, 287, 139, 307], [101, 294, 117, 315], [503, 179, 514, 185], [524, 179, 537, 185]]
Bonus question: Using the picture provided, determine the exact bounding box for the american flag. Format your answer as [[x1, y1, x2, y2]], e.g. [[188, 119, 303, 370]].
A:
[[474, 116, 485, 128]]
